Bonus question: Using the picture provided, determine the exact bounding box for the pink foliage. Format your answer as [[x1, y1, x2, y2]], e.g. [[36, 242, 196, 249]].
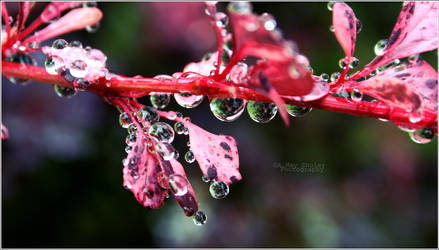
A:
[[332, 2, 357, 59]]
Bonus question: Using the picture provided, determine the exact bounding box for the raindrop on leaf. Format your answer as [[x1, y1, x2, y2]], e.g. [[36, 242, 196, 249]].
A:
[[168, 174, 188, 196], [209, 181, 229, 199]]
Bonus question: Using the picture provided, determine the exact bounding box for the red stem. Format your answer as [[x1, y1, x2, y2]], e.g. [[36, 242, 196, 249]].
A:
[[2, 61, 437, 133]]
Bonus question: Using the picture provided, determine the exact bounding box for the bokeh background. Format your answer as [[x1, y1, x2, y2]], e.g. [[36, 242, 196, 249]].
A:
[[2, 2, 437, 247]]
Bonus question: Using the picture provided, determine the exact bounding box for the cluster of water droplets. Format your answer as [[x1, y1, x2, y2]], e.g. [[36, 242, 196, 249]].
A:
[[42, 39, 108, 98]]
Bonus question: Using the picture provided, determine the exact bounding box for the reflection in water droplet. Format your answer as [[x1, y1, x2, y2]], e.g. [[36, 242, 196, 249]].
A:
[[209, 181, 229, 199], [174, 93, 204, 108], [350, 89, 363, 102], [54, 85, 77, 98], [210, 98, 246, 122], [409, 127, 434, 144], [45, 56, 64, 75], [149, 122, 175, 143], [192, 211, 207, 226], [184, 151, 195, 163], [119, 112, 132, 128], [374, 39, 388, 56], [286, 105, 312, 117], [138, 106, 159, 123], [247, 101, 278, 123], [150, 93, 170, 109], [168, 174, 188, 196]]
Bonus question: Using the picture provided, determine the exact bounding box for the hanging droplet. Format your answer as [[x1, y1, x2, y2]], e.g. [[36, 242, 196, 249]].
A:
[[349, 57, 359, 69], [338, 58, 348, 69], [4, 53, 37, 84], [45, 56, 64, 75], [119, 112, 132, 128], [156, 141, 176, 160], [260, 13, 277, 31], [174, 93, 204, 108], [69, 60, 87, 78], [330, 72, 341, 83], [409, 111, 421, 124], [409, 127, 435, 144], [127, 123, 138, 134], [350, 89, 363, 102], [215, 12, 229, 28], [126, 133, 136, 146], [210, 98, 246, 122], [52, 39, 68, 49], [356, 19, 362, 34], [138, 106, 159, 123], [327, 1, 335, 11], [398, 125, 416, 133], [149, 122, 175, 143], [320, 73, 330, 82], [374, 39, 388, 56], [209, 181, 229, 199], [168, 174, 188, 196], [227, 1, 252, 15], [246, 101, 278, 123], [201, 175, 210, 183], [86, 22, 100, 33], [193, 211, 207, 226], [54, 85, 77, 98], [174, 122, 185, 135], [184, 151, 195, 163], [286, 105, 312, 117], [150, 93, 170, 109], [329, 25, 335, 32], [173, 150, 180, 160], [125, 145, 132, 153]]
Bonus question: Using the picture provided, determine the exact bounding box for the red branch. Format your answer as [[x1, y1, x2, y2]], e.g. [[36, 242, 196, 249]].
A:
[[2, 61, 437, 133]]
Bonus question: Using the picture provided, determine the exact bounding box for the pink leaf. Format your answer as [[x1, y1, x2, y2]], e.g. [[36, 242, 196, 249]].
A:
[[40, 1, 83, 23], [123, 136, 167, 209], [356, 60, 438, 112], [332, 2, 358, 58], [24, 7, 102, 44], [183, 121, 241, 185], [290, 76, 330, 102], [360, 1, 438, 74]]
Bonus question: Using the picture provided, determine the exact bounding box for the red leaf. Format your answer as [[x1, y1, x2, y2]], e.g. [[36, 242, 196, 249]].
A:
[[360, 1, 438, 74], [183, 121, 241, 185], [123, 136, 167, 209], [356, 60, 438, 112], [332, 2, 357, 59]]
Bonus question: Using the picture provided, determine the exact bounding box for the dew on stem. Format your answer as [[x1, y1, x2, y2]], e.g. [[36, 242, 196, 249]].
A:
[[409, 127, 435, 144], [53, 84, 77, 98], [247, 101, 278, 123], [174, 93, 204, 109], [119, 112, 132, 128], [210, 98, 246, 122], [286, 105, 312, 117]]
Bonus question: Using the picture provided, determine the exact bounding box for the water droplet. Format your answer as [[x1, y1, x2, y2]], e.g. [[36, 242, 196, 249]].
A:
[[286, 105, 312, 117], [86, 49, 106, 66], [350, 89, 363, 102], [193, 211, 207, 226], [125, 145, 132, 153], [126, 133, 136, 146], [150, 93, 170, 109], [68, 40, 83, 48], [327, 1, 335, 11], [408, 54, 421, 64], [174, 122, 185, 135], [356, 19, 362, 34], [28, 42, 39, 49], [86, 22, 100, 33], [201, 175, 210, 183], [349, 57, 359, 69], [409, 111, 421, 124], [54, 85, 77, 98], [320, 73, 330, 82], [52, 39, 68, 49], [174, 150, 180, 160], [330, 72, 341, 83], [378, 118, 389, 122], [149, 122, 175, 143], [215, 12, 228, 28], [260, 13, 276, 31], [174, 93, 204, 108], [4, 53, 37, 84], [73, 78, 91, 90], [247, 101, 278, 123], [209, 181, 229, 199], [228, 62, 248, 83], [138, 106, 159, 123], [398, 125, 416, 133], [210, 98, 246, 122], [184, 151, 195, 163], [168, 174, 188, 196], [374, 39, 388, 56], [329, 25, 335, 32], [127, 123, 138, 134], [156, 141, 176, 160], [228, 1, 252, 15], [119, 112, 132, 128], [409, 127, 435, 144], [338, 58, 348, 69], [45, 56, 64, 75], [69, 60, 87, 78]]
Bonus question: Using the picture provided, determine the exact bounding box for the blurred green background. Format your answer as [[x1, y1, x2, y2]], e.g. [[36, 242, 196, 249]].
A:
[[2, 2, 437, 247]]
